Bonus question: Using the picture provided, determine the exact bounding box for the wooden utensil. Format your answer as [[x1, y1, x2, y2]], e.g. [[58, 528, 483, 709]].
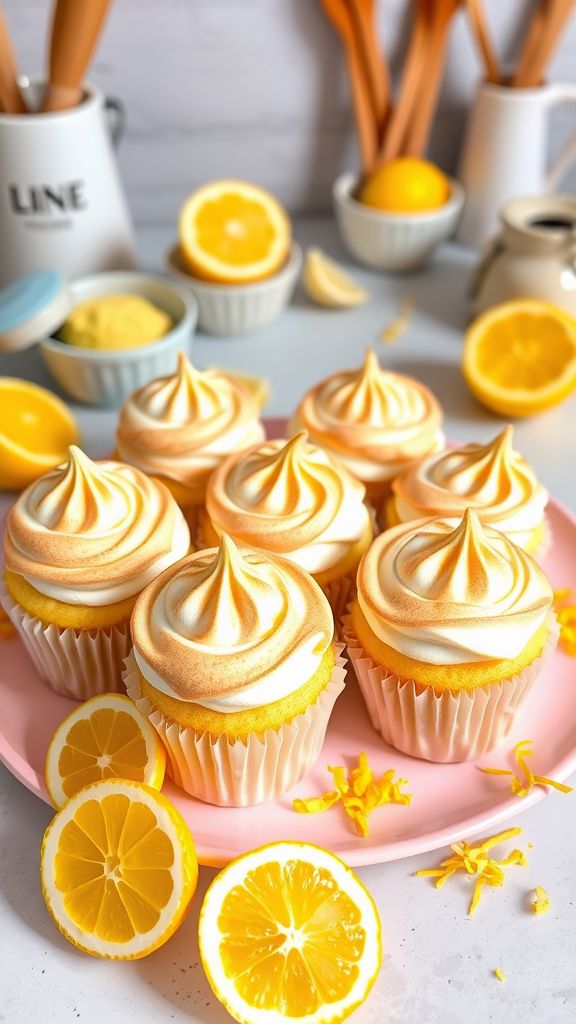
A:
[[403, 0, 461, 157], [513, 0, 575, 88], [0, 5, 27, 114], [378, 0, 428, 162], [346, 0, 390, 141], [43, 0, 112, 112], [466, 0, 500, 84], [320, 0, 378, 170]]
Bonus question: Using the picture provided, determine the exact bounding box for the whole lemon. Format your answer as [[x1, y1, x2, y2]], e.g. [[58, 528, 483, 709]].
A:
[[359, 158, 451, 213]]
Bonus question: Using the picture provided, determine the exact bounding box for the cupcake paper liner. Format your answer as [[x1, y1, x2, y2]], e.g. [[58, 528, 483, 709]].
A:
[[343, 612, 559, 763], [123, 644, 347, 806], [533, 515, 552, 564], [0, 582, 130, 700]]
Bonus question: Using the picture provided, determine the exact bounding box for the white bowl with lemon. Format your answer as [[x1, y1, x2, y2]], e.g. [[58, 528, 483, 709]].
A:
[[334, 159, 464, 272], [167, 180, 301, 335], [40, 272, 198, 406]]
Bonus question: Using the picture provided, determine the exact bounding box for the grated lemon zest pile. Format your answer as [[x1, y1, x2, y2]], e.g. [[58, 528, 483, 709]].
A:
[[479, 740, 573, 798], [379, 297, 414, 344], [532, 886, 551, 915], [553, 588, 576, 655], [494, 968, 506, 982], [293, 751, 412, 837], [416, 827, 527, 915], [0, 607, 14, 641]]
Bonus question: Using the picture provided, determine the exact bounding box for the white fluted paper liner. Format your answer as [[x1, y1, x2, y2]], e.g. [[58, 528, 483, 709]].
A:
[[123, 644, 347, 806], [343, 612, 559, 763], [0, 581, 130, 700]]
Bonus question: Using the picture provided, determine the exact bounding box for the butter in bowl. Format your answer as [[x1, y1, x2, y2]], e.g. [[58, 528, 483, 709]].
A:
[[0, 270, 198, 406]]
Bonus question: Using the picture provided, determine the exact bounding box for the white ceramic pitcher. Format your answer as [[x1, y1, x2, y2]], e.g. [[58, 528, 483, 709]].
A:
[[0, 79, 136, 286], [457, 80, 576, 248]]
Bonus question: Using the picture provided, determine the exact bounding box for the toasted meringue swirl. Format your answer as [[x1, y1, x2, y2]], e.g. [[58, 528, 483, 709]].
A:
[[4, 447, 190, 605], [116, 353, 265, 502], [205, 433, 371, 574], [357, 510, 552, 664], [392, 427, 548, 548], [131, 534, 334, 710], [290, 349, 444, 484]]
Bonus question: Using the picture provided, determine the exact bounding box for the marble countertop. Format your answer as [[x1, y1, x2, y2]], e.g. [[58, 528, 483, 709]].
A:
[[2, 218, 575, 1024]]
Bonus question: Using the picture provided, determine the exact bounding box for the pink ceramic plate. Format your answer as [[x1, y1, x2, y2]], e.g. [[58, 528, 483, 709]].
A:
[[1, 426, 576, 866]]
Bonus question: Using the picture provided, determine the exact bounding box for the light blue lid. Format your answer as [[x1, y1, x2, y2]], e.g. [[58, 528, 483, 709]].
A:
[[0, 270, 71, 353]]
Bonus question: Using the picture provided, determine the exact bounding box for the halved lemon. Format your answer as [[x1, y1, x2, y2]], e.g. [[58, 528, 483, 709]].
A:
[[45, 694, 166, 808], [178, 180, 291, 284], [41, 779, 198, 959], [198, 841, 382, 1024], [0, 378, 80, 490], [462, 300, 576, 418], [303, 248, 369, 308]]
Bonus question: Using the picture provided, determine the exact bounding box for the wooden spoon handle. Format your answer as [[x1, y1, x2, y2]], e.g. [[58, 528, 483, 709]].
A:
[[346, 0, 390, 138], [0, 6, 26, 114], [404, 1, 459, 157], [514, 0, 575, 88], [466, 0, 500, 84], [344, 42, 379, 170], [43, 0, 112, 112], [378, 0, 427, 162], [512, 0, 548, 87]]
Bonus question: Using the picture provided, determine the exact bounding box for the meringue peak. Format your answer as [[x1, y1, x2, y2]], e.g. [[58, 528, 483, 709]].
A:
[[164, 533, 283, 648], [403, 509, 512, 605], [33, 446, 132, 534]]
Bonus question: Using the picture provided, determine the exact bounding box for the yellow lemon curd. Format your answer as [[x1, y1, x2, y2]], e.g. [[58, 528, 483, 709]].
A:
[[60, 294, 173, 350]]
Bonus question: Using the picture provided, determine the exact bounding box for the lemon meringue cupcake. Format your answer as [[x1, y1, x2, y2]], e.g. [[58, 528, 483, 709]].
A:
[[344, 510, 557, 762], [201, 432, 373, 622], [1, 447, 190, 700], [388, 426, 550, 557], [289, 349, 444, 505], [116, 352, 265, 531], [124, 534, 346, 806]]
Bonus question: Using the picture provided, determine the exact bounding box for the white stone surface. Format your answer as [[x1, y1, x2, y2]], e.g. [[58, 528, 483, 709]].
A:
[[4, 0, 576, 222], [1, 220, 576, 1023]]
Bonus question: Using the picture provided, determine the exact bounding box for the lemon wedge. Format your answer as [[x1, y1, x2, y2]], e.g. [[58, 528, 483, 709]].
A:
[[0, 378, 80, 490], [303, 247, 369, 307]]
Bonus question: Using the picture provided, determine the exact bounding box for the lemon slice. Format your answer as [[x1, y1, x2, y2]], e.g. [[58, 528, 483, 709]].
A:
[[303, 248, 369, 307], [198, 841, 382, 1024], [462, 300, 576, 417], [179, 180, 291, 284], [45, 694, 166, 808], [41, 779, 198, 959], [0, 378, 80, 490]]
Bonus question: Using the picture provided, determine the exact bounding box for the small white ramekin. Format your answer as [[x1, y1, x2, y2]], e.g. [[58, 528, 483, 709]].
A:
[[39, 271, 198, 407], [166, 242, 302, 336], [333, 172, 465, 273]]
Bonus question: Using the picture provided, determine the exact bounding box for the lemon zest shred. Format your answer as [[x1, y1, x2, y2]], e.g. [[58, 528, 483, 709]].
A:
[[379, 297, 414, 344], [532, 886, 551, 915], [494, 967, 506, 982], [553, 588, 576, 655], [479, 740, 573, 798], [416, 827, 527, 914], [293, 752, 412, 837]]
